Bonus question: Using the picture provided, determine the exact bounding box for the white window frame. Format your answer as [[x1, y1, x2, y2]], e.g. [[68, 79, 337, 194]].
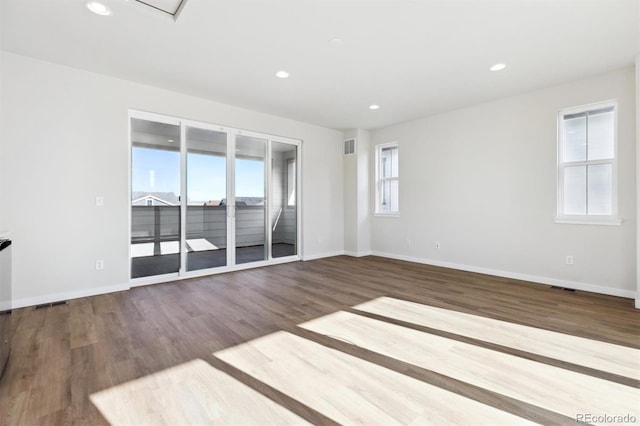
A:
[[375, 142, 399, 216], [555, 100, 621, 226]]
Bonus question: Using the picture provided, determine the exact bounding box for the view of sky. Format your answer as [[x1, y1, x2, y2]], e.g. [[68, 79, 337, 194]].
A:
[[132, 147, 265, 203]]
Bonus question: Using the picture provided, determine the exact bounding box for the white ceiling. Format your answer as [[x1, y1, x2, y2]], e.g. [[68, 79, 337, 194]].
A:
[[1, 0, 638, 130]]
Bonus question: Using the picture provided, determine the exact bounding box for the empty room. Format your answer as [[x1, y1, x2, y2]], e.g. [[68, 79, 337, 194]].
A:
[[0, 0, 639, 424]]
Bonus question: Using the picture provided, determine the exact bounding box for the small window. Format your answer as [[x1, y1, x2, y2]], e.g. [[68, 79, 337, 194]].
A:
[[375, 143, 399, 215], [146, 199, 153, 206], [556, 100, 620, 225]]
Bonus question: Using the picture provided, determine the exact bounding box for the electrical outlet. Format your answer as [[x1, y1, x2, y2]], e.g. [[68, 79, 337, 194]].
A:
[[566, 255, 574, 265], [435, 242, 441, 249], [96, 259, 104, 270]]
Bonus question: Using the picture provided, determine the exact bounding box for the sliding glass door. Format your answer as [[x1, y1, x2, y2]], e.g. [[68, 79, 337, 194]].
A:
[[130, 111, 300, 280], [234, 135, 267, 265], [130, 117, 181, 279], [271, 142, 298, 258], [185, 126, 228, 271]]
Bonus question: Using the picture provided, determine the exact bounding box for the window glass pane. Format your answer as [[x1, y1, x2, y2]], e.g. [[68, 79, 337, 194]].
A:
[[380, 180, 399, 212], [563, 166, 586, 215], [287, 160, 296, 206], [562, 115, 586, 162], [130, 118, 181, 278], [381, 147, 398, 178], [186, 127, 227, 272], [235, 135, 267, 265], [587, 164, 612, 215], [272, 142, 298, 259], [587, 110, 614, 161]]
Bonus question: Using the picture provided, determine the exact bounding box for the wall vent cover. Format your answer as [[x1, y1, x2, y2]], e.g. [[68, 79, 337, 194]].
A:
[[343, 138, 356, 156]]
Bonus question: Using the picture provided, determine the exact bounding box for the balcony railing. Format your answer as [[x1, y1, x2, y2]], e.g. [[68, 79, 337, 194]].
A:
[[131, 205, 296, 256]]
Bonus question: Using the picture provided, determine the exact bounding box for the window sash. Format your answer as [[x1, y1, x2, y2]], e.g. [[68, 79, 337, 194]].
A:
[[557, 100, 618, 223], [376, 143, 399, 215]]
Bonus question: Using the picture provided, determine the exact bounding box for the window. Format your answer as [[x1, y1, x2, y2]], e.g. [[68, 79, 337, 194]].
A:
[[287, 159, 296, 206], [375, 143, 399, 215], [556, 100, 620, 225]]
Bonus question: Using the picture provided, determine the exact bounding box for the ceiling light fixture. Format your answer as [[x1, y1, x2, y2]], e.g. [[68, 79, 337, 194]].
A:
[[86, 1, 112, 16], [167, 139, 175, 143], [276, 70, 290, 79], [329, 37, 343, 46], [490, 63, 506, 71], [369, 104, 380, 110]]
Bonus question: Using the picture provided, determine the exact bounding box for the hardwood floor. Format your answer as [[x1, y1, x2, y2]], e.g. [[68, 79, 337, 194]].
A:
[[0, 255, 638, 425]]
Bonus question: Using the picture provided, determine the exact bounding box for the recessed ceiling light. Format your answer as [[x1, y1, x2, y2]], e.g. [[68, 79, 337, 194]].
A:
[[86, 1, 111, 16], [490, 63, 506, 71], [276, 70, 290, 79], [369, 104, 380, 110], [329, 38, 343, 46], [167, 139, 175, 143]]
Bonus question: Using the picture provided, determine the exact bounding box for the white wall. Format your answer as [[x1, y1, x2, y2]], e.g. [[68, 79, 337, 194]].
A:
[[636, 54, 640, 308], [356, 129, 371, 254], [343, 129, 371, 256], [370, 67, 636, 298], [0, 52, 344, 306], [343, 130, 357, 254], [0, 23, 3, 232]]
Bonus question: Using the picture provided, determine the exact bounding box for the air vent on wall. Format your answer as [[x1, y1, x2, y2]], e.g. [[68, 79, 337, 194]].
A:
[[343, 138, 356, 156]]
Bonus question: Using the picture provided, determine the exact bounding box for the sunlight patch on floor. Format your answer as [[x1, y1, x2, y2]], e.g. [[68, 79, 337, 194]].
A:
[[354, 296, 640, 380], [214, 331, 535, 425], [299, 310, 640, 422], [91, 296, 639, 425], [90, 359, 308, 425]]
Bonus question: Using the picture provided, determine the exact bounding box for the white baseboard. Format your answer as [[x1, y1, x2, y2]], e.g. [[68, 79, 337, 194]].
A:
[[11, 252, 635, 308], [11, 283, 131, 310], [344, 250, 372, 258], [302, 250, 345, 261], [371, 251, 637, 300]]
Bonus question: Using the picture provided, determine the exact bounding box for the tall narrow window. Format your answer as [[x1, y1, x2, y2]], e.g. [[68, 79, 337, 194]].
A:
[[287, 159, 296, 207], [556, 101, 620, 225], [376, 143, 399, 215]]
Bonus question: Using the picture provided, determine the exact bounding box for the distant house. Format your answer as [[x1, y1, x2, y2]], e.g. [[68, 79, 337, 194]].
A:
[[219, 197, 264, 207], [131, 192, 180, 206]]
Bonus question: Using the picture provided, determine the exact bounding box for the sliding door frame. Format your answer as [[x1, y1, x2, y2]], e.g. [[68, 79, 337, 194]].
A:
[[129, 109, 302, 287]]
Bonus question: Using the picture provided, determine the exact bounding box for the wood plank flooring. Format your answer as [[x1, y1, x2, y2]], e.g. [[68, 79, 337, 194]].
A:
[[354, 296, 640, 380], [299, 311, 639, 419], [0, 255, 638, 425]]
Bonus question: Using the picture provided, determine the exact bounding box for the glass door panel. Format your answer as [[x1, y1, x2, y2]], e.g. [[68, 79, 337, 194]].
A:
[[235, 135, 267, 264], [130, 118, 181, 278], [271, 142, 298, 258], [186, 127, 228, 271]]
